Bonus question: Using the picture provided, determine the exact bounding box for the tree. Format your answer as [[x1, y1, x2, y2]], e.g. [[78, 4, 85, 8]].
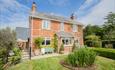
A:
[[103, 12, 115, 40], [52, 34, 58, 52], [34, 37, 44, 48], [84, 24, 103, 39], [85, 34, 101, 47], [0, 27, 17, 64]]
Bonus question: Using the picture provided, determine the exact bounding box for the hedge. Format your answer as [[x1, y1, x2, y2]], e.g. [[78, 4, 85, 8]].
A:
[[90, 48, 115, 60]]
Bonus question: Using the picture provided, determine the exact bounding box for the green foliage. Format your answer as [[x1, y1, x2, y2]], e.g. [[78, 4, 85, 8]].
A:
[[85, 34, 101, 47], [59, 43, 64, 54], [34, 37, 44, 48], [84, 24, 103, 39], [91, 48, 115, 59], [10, 47, 21, 65], [84, 12, 115, 48], [41, 45, 51, 48], [66, 48, 96, 67], [0, 27, 17, 64], [0, 58, 3, 70], [52, 34, 58, 52], [7, 56, 115, 70], [103, 12, 115, 40]]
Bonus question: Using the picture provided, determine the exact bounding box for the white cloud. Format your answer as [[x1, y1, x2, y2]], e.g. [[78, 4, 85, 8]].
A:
[[76, 0, 100, 17], [78, 0, 115, 25], [0, 0, 30, 29]]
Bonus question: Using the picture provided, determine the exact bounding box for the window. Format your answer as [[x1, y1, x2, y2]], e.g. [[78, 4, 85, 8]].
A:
[[42, 37, 51, 45], [72, 24, 77, 32], [62, 38, 72, 45], [60, 22, 64, 31], [42, 20, 51, 30]]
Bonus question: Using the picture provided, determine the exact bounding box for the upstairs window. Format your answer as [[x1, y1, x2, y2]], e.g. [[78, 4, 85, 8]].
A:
[[60, 22, 64, 31], [72, 24, 77, 32], [42, 20, 51, 30]]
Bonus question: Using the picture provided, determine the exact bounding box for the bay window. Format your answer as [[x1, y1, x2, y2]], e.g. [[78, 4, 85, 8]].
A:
[[62, 38, 72, 45]]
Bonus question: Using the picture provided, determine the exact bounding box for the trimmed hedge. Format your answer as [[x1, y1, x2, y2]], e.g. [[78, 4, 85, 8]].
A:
[[91, 48, 115, 60]]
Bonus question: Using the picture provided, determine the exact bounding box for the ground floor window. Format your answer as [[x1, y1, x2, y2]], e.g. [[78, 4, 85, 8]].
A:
[[42, 37, 51, 45], [62, 38, 73, 45]]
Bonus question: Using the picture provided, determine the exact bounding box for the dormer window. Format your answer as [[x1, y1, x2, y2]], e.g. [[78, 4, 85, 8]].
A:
[[72, 24, 77, 32], [42, 20, 51, 30], [60, 22, 64, 31]]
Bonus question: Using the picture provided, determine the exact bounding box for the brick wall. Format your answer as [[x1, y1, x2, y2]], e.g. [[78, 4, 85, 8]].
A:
[[30, 17, 84, 53]]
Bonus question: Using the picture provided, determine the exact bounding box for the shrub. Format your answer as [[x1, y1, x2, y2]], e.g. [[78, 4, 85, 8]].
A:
[[34, 37, 44, 48], [0, 58, 3, 70], [52, 34, 58, 52], [10, 47, 21, 64], [91, 48, 115, 59], [66, 48, 96, 67]]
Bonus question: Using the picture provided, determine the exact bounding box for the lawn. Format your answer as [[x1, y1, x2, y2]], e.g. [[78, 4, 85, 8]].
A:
[[8, 56, 115, 70]]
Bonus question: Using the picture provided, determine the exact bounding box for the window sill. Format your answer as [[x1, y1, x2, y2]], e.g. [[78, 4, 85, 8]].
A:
[[64, 44, 73, 47], [42, 28, 51, 30]]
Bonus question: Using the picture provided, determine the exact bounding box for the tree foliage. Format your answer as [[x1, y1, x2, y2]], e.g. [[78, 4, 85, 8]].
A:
[[34, 37, 44, 48], [52, 34, 58, 52], [103, 12, 115, 40], [84, 12, 115, 47], [0, 27, 17, 64], [85, 34, 101, 47]]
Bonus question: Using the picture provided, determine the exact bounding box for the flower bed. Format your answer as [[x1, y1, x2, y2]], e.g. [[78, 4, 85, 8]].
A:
[[60, 48, 97, 70]]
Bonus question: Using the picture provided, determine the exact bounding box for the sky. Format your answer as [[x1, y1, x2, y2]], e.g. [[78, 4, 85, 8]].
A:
[[0, 0, 115, 29]]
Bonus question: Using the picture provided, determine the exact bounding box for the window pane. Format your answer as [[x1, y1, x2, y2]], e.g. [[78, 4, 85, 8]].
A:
[[66, 39, 68, 45], [42, 20, 50, 29], [46, 40, 50, 45]]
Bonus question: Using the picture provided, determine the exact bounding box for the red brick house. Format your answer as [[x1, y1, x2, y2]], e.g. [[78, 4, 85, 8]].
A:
[[29, 2, 84, 54]]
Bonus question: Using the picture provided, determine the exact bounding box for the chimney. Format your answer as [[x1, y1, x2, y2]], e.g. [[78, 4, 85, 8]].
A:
[[70, 13, 75, 20], [31, 2, 37, 13]]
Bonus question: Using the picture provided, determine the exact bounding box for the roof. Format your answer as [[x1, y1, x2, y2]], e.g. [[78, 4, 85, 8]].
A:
[[16, 27, 30, 41], [56, 31, 74, 38], [29, 12, 83, 26]]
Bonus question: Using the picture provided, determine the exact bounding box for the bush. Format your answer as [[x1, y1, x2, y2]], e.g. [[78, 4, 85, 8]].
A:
[[0, 58, 3, 70], [10, 47, 21, 64], [34, 37, 44, 48], [66, 48, 96, 67], [91, 48, 115, 59]]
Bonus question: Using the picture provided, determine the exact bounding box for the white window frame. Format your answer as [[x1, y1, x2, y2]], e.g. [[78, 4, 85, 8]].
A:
[[42, 20, 51, 30], [62, 38, 73, 46], [60, 22, 64, 31], [42, 37, 51, 46], [72, 24, 77, 32]]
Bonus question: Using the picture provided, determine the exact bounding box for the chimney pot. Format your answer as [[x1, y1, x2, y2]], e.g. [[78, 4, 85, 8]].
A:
[[70, 13, 76, 20]]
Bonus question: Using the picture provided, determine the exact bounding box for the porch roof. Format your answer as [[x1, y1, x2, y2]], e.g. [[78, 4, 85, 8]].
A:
[[56, 31, 74, 38]]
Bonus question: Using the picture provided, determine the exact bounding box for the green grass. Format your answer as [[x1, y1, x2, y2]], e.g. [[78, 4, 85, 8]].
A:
[[8, 56, 69, 70], [8, 56, 115, 70], [95, 56, 115, 70]]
